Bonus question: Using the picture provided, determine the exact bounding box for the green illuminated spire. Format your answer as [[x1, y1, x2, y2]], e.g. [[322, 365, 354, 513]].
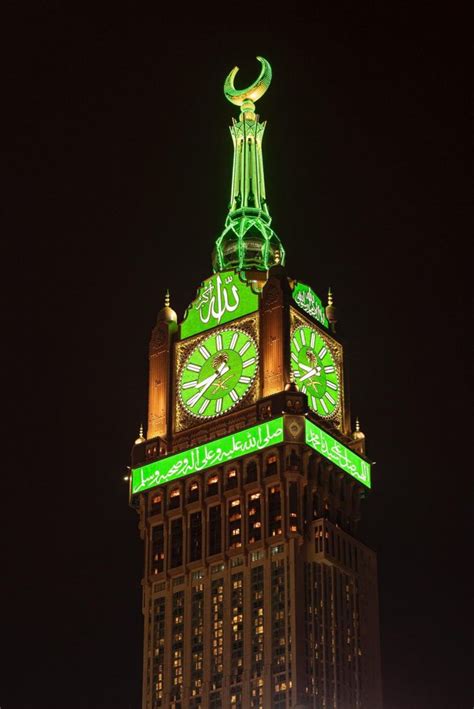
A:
[[212, 57, 286, 273]]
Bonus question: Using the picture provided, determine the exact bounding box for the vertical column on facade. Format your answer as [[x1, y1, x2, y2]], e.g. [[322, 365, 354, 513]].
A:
[[263, 555, 273, 708], [222, 561, 231, 707], [243, 559, 252, 703], [288, 537, 307, 708], [142, 582, 151, 709], [147, 315, 176, 440], [260, 273, 290, 397], [141, 507, 150, 708], [162, 578, 173, 707], [202, 569, 212, 707], [182, 575, 192, 706]]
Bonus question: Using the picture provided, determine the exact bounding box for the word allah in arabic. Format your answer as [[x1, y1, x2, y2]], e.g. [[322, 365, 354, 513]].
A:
[[195, 274, 240, 325]]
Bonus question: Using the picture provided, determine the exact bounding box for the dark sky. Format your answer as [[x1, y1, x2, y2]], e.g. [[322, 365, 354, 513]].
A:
[[3, 6, 470, 709]]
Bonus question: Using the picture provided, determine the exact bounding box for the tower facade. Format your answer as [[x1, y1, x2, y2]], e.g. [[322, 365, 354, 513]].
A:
[[131, 58, 383, 709]]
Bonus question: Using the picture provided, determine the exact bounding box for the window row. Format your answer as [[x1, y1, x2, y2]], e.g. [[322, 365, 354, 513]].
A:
[[150, 484, 300, 574], [149, 455, 280, 515]]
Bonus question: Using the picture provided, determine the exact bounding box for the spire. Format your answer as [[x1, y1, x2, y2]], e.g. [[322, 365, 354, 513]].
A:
[[325, 286, 338, 333], [164, 289, 170, 307], [213, 57, 285, 273]]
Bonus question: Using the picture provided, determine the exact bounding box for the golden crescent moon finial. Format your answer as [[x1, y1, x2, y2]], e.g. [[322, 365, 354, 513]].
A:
[[224, 56, 272, 108]]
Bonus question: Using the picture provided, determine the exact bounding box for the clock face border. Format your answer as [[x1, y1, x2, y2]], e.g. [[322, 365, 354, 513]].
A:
[[174, 314, 260, 432], [290, 309, 344, 429]]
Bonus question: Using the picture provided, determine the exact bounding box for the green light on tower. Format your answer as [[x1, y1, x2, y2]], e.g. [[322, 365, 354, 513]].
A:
[[212, 57, 285, 273]]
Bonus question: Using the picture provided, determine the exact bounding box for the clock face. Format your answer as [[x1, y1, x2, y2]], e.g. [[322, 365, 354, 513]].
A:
[[290, 325, 340, 418], [179, 328, 258, 419]]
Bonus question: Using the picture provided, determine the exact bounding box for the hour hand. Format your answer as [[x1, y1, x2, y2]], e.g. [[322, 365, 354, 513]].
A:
[[195, 362, 229, 389], [188, 363, 229, 406], [299, 367, 318, 382]]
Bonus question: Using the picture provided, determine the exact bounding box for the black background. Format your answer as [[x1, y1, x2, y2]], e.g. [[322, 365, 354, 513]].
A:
[[2, 6, 470, 708]]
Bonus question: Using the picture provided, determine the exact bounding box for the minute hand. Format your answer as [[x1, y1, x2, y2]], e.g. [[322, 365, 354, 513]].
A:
[[188, 364, 229, 406], [299, 367, 319, 383]]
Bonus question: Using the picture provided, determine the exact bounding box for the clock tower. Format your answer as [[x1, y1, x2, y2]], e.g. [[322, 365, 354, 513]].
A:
[[131, 57, 383, 709]]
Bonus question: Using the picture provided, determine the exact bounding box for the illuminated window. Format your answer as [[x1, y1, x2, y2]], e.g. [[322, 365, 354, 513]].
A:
[[231, 573, 244, 685], [188, 480, 200, 503], [272, 560, 287, 682], [170, 591, 184, 701], [228, 499, 242, 549], [191, 585, 204, 696], [211, 579, 224, 690], [151, 524, 164, 574], [251, 564, 264, 683], [248, 492, 262, 544], [289, 481, 299, 532], [312, 491, 322, 520], [207, 475, 219, 497], [226, 468, 238, 490], [268, 486, 282, 537], [265, 454, 278, 477], [152, 596, 165, 704], [169, 487, 181, 510], [150, 493, 162, 515]]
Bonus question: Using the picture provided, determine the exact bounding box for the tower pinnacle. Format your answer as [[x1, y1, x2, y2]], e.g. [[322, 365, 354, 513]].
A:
[[326, 287, 338, 332], [213, 57, 285, 273], [157, 289, 177, 324]]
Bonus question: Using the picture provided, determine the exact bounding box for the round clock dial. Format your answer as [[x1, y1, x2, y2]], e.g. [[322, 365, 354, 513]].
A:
[[290, 325, 340, 418], [179, 328, 258, 419]]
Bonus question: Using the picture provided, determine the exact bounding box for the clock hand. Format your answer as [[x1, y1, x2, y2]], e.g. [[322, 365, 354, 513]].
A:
[[299, 367, 318, 382], [188, 364, 229, 406], [212, 373, 233, 392], [194, 362, 229, 389]]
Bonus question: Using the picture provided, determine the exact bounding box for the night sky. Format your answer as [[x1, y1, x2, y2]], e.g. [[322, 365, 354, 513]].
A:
[[3, 6, 470, 709]]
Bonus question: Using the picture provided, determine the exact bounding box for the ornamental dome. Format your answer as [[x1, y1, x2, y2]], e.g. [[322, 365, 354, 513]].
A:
[[157, 290, 177, 323], [352, 418, 365, 441], [134, 424, 145, 446]]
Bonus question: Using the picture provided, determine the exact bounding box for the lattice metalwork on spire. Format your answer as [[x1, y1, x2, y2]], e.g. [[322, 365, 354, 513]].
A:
[[212, 57, 285, 273]]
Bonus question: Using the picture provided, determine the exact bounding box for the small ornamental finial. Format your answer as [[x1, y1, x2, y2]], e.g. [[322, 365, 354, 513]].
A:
[[352, 417, 365, 441], [135, 424, 146, 445], [224, 56, 272, 121], [326, 287, 338, 333], [157, 289, 177, 324], [285, 370, 298, 392]]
